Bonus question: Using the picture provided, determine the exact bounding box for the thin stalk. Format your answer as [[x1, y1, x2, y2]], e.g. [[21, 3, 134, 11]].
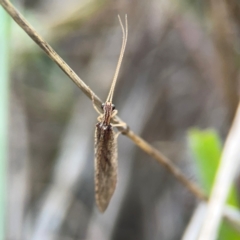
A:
[[0, 5, 10, 240]]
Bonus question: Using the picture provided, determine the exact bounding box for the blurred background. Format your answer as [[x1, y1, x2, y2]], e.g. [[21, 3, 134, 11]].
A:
[[1, 0, 240, 239]]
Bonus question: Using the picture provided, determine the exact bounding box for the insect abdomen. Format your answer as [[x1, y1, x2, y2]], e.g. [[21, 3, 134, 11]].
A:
[[94, 123, 117, 212]]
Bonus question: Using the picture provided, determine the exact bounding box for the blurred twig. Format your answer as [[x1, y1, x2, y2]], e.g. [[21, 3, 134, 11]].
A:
[[0, 0, 207, 202], [8, 94, 29, 240], [182, 203, 207, 240], [183, 204, 240, 240], [0, 5, 10, 240], [198, 102, 240, 240], [30, 99, 95, 240], [209, 0, 239, 123]]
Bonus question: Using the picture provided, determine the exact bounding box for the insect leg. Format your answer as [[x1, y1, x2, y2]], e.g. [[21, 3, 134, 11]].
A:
[[112, 122, 127, 128], [111, 109, 118, 118]]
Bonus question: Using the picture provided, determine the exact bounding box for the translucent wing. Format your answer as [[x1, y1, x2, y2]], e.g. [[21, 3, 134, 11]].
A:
[[94, 123, 118, 212]]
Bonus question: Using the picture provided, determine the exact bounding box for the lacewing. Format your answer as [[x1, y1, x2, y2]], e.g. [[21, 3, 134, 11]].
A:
[[94, 15, 128, 212]]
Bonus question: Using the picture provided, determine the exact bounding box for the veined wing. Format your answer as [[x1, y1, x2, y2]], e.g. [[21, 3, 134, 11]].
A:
[[94, 123, 118, 212]]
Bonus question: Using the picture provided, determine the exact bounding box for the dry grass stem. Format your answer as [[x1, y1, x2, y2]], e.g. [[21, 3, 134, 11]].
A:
[[198, 102, 240, 240], [125, 130, 207, 200], [182, 203, 207, 240]]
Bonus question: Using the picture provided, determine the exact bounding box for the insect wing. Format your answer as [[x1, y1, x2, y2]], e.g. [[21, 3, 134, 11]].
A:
[[94, 123, 117, 212]]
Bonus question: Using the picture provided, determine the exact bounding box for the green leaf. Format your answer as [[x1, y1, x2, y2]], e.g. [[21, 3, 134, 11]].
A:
[[188, 128, 240, 239]]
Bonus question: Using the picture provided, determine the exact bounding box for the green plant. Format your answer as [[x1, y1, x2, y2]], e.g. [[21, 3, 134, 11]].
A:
[[188, 128, 240, 239]]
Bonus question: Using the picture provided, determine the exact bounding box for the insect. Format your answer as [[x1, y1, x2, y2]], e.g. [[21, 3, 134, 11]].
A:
[[92, 15, 128, 212]]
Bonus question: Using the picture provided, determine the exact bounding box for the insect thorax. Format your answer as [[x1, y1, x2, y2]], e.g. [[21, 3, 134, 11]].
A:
[[101, 102, 115, 126]]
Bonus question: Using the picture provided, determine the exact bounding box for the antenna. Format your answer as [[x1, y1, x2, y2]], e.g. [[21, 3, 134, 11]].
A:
[[106, 14, 128, 103]]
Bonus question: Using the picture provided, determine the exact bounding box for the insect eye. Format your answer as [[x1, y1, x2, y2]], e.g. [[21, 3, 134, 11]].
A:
[[112, 104, 116, 110], [101, 103, 105, 109]]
